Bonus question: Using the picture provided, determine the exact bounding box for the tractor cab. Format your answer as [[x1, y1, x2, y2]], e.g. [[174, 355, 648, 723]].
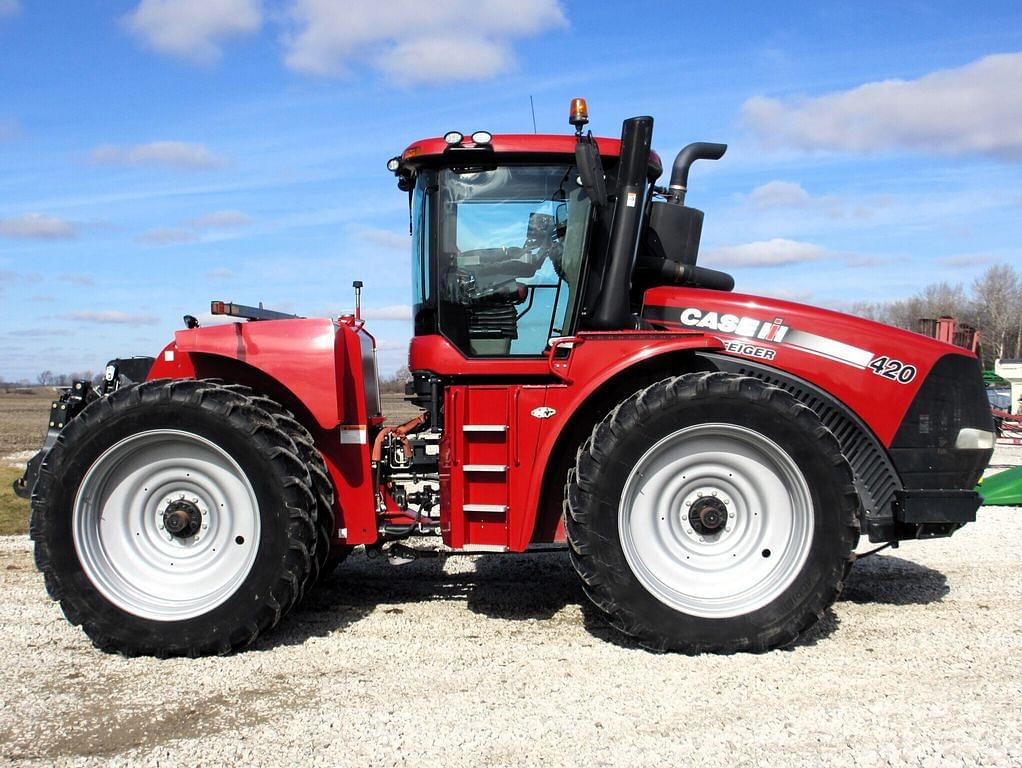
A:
[[392, 130, 635, 360], [390, 101, 735, 368]]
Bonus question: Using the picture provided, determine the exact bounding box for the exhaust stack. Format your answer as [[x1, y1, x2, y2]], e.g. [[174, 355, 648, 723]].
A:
[[588, 115, 654, 330]]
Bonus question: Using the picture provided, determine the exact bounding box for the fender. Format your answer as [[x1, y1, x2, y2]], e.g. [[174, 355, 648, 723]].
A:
[[512, 330, 724, 551], [147, 318, 381, 546]]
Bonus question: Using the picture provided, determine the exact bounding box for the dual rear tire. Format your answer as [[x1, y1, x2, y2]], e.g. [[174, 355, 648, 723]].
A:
[[30, 379, 326, 657]]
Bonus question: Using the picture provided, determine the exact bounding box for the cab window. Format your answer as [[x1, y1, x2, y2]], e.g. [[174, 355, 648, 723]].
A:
[[435, 165, 592, 356]]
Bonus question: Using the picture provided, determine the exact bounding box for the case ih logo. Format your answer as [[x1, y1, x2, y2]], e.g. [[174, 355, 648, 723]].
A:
[[678, 308, 789, 343]]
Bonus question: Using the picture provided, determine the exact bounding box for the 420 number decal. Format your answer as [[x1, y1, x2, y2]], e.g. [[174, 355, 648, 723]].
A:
[[868, 356, 917, 383]]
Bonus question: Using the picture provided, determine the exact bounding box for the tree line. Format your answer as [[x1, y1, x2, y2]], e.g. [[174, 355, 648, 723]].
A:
[[847, 264, 1021, 368]]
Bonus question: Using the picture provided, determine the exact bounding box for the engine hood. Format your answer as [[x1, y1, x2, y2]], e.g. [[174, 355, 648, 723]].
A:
[[641, 286, 977, 444]]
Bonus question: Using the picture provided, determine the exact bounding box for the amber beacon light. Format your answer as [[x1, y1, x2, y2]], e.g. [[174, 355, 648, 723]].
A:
[[569, 97, 589, 130]]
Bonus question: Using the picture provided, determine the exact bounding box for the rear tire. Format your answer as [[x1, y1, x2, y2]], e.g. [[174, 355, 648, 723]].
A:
[[30, 379, 316, 657], [565, 372, 859, 653]]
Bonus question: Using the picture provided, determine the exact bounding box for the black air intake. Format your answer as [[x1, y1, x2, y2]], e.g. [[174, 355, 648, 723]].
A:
[[588, 115, 653, 329]]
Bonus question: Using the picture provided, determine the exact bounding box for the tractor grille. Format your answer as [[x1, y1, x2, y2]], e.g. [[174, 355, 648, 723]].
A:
[[733, 364, 901, 521]]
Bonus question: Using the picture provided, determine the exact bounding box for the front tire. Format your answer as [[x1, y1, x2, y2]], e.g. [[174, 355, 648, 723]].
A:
[[565, 372, 859, 653], [30, 379, 316, 657]]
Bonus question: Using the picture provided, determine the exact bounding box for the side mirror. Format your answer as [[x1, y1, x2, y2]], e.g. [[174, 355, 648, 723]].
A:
[[575, 139, 608, 207]]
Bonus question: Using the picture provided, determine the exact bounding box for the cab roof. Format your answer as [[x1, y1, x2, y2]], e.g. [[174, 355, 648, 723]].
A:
[[396, 133, 663, 180]]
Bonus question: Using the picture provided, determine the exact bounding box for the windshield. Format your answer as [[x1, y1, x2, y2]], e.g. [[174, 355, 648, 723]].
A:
[[427, 164, 592, 356]]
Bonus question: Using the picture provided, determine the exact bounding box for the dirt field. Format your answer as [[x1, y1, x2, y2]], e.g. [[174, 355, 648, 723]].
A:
[[1, 394, 1020, 766], [0, 390, 51, 456]]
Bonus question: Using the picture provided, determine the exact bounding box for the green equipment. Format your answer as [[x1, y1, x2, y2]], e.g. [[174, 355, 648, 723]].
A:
[[978, 466, 1022, 506]]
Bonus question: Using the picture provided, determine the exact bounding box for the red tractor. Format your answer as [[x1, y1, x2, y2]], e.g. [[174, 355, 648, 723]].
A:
[[17, 101, 994, 656]]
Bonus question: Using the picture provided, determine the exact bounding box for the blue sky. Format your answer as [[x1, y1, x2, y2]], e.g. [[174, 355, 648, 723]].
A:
[[1, 0, 1020, 380]]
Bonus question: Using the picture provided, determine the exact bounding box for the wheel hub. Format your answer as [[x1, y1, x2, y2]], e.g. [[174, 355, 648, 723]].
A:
[[689, 496, 727, 534], [162, 499, 202, 539]]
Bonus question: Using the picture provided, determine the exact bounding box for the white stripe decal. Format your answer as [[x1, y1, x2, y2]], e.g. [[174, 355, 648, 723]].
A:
[[782, 329, 874, 369]]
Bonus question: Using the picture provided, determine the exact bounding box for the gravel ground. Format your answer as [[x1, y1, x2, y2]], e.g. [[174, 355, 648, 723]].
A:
[[0, 449, 1019, 767]]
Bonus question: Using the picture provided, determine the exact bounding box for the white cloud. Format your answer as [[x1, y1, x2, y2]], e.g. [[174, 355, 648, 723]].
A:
[[743, 52, 1022, 161], [745, 180, 888, 220], [938, 253, 998, 268], [363, 304, 413, 321], [123, 0, 261, 64], [358, 227, 408, 250], [283, 0, 567, 82], [0, 0, 20, 19], [319, 304, 413, 320], [0, 213, 78, 239], [749, 181, 811, 210], [0, 269, 41, 284], [206, 267, 235, 279], [59, 273, 96, 286], [69, 310, 160, 325], [703, 238, 830, 268], [89, 141, 228, 170], [188, 209, 253, 229], [135, 227, 198, 245]]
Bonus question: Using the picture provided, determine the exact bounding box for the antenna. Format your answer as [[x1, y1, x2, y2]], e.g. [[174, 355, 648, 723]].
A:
[[529, 95, 537, 134]]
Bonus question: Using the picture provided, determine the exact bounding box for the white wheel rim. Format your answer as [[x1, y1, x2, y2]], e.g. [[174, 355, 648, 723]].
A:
[[618, 423, 814, 619], [72, 429, 261, 621]]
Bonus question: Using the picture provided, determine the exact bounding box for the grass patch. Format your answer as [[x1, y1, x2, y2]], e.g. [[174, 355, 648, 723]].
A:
[[0, 466, 31, 535]]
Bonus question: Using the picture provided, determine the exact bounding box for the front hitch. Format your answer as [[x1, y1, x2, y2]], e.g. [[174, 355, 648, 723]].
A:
[[14, 356, 154, 500], [13, 380, 96, 500]]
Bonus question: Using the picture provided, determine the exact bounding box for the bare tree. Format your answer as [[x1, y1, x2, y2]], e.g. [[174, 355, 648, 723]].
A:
[[36, 370, 54, 386], [883, 281, 973, 332], [971, 264, 1022, 363]]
